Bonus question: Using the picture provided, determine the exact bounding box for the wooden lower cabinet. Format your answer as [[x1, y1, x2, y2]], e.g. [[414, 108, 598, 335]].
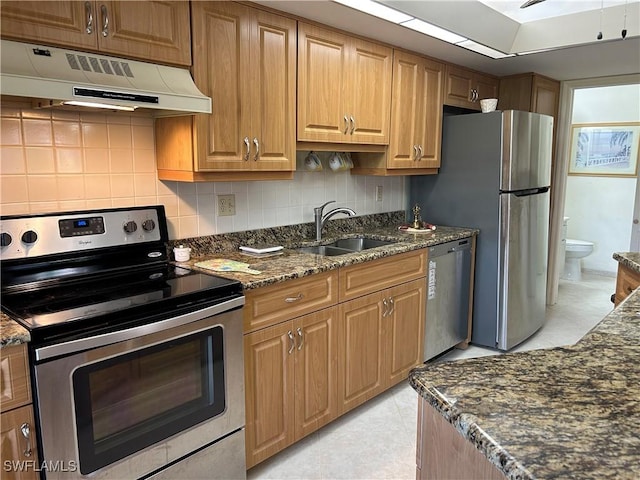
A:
[[338, 279, 425, 414], [244, 306, 339, 469], [244, 248, 429, 469], [615, 263, 640, 306], [1, 344, 39, 480]]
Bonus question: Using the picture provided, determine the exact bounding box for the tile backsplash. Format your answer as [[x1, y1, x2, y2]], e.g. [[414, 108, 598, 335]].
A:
[[0, 104, 406, 239]]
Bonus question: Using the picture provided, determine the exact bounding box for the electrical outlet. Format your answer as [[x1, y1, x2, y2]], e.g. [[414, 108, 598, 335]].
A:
[[376, 185, 383, 202], [217, 194, 236, 216]]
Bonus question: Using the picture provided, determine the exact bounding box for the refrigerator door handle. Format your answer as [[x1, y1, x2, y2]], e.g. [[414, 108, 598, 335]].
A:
[[501, 186, 550, 197]]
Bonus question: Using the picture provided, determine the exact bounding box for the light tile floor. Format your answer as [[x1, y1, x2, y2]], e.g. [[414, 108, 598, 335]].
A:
[[247, 273, 616, 480]]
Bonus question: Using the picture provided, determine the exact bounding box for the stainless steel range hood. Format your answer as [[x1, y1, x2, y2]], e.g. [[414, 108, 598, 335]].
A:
[[0, 40, 211, 116]]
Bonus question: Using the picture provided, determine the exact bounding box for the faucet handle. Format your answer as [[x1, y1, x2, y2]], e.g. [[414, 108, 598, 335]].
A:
[[315, 200, 335, 214]]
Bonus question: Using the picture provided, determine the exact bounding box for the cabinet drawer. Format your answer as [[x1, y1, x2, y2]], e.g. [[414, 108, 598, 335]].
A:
[[244, 271, 338, 333], [0, 344, 31, 413], [615, 264, 640, 305], [339, 249, 427, 302]]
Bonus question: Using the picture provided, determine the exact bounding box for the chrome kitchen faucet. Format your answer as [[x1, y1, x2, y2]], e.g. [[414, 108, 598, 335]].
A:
[[314, 201, 356, 241]]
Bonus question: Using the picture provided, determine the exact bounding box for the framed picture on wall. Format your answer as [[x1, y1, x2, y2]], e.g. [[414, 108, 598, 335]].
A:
[[568, 122, 640, 177]]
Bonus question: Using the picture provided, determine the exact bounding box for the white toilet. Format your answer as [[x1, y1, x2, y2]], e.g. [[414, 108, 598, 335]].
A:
[[561, 217, 594, 281]]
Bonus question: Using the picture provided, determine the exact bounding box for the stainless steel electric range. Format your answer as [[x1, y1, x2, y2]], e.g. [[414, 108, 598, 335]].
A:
[[0, 205, 246, 480]]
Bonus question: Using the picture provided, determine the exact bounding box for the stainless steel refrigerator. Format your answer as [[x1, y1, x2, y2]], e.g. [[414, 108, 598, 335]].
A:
[[409, 110, 553, 350]]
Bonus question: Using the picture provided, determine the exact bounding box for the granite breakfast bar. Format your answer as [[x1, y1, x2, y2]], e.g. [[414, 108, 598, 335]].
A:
[[411, 253, 640, 479]]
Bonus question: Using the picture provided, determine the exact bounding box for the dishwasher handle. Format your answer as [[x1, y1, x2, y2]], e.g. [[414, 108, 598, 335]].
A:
[[429, 239, 471, 258]]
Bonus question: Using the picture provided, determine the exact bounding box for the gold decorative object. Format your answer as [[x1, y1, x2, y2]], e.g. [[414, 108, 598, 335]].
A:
[[412, 204, 423, 229]]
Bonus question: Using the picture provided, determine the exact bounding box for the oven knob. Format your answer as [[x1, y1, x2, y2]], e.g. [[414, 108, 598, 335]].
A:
[[22, 230, 38, 244], [0, 232, 12, 247], [142, 219, 156, 232], [123, 221, 138, 234]]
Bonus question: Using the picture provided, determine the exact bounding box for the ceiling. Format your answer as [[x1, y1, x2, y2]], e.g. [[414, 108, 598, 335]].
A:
[[254, 0, 640, 81]]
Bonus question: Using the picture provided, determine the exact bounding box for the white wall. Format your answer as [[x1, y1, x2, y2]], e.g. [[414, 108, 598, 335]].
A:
[[565, 84, 640, 274]]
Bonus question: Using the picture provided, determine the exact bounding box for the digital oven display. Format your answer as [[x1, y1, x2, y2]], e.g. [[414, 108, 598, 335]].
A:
[[59, 217, 106, 237]]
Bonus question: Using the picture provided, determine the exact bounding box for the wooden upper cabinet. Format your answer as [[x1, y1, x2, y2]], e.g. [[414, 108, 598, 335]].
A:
[[444, 64, 499, 110], [156, 1, 296, 182], [297, 22, 392, 144], [498, 73, 560, 120], [0, 1, 98, 50], [0, 1, 191, 66], [388, 50, 444, 170], [96, 1, 191, 66]]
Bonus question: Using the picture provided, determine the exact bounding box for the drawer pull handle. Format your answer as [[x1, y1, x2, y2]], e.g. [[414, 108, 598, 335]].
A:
[[296, 327, 304, 351], [285, 293, 304, 303], [388, 297, 395, 315], [20, 423, 32, 457], [382, 297, 389, 317], [343, 115, 349, 134], [627, 286, 634, 293], [350, 116, 356, 134], [287, 330, 295, 354]]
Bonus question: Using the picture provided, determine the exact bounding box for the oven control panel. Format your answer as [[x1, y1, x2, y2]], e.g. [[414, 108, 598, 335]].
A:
[[0, 206, 167, 261]]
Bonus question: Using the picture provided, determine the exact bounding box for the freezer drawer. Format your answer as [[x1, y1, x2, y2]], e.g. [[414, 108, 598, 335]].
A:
[[424, 239, 472, 361]]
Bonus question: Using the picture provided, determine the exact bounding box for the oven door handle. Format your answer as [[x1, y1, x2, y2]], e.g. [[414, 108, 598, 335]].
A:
[[34, 296, 245, 362]]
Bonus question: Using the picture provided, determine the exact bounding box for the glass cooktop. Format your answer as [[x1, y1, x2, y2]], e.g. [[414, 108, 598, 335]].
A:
[[1, 264, 242, 330]]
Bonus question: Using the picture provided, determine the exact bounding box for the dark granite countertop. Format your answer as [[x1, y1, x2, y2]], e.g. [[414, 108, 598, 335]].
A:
[[0, 212, 478, 346], [613, 251, 640, 274], [177, 224, 476, 290], [1, 312, 30, 348], [409, 253, 640, 479]]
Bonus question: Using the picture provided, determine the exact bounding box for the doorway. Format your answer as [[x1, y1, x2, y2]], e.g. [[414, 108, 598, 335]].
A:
[[547, 75, 640, 304]]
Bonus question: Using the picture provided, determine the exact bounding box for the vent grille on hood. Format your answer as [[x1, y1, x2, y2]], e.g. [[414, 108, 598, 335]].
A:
[[0, 40, 211, 116]]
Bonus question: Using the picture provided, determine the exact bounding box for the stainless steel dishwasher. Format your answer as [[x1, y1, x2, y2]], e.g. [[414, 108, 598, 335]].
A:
[[424, 238, 472, 361]]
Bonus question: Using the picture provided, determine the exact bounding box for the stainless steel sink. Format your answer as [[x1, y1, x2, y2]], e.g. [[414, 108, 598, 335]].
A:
[[296, 237, 397, 256], [332, 237, 396, 251], [296, 245, 354, 256]]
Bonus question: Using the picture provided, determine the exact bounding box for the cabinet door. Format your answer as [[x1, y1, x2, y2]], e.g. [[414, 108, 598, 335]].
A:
[[192, 1, 252, 170], [475, 73, 499, 101], [414, 57, 443, 168], [530, 75, 560, 118], [0, 1, 97, 51], [388, 51, 423, 168], [248, 9, 296, 171], [97, 1, 191, 66], [1, 406, 39, 480], [347, 38, 392, 144], [384, 279, 426, 386], [293, 307, 339, 439], [444, 65, 475, 108], [297, 23, 350, 142], [244, 322, 295, 469], [338, 291, 386, 415]]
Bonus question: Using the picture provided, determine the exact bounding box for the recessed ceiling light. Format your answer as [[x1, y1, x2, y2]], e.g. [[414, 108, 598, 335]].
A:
[[456, 40, 515, 59], [333, 0, 413, 24], [400, 18, 467, 44]]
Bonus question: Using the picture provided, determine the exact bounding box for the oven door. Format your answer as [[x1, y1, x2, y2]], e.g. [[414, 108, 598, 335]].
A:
[[33, 298, 245, 480]]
